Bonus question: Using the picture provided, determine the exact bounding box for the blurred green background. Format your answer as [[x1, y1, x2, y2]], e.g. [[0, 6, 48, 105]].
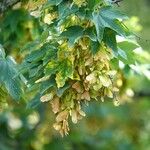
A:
[[121, 0, 150, 52], [0, 0, 150, 150]]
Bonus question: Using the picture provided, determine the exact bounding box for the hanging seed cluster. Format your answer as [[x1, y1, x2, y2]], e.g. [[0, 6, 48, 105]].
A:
[[40, 40, 121, 136], [26, 0, 133, 136]]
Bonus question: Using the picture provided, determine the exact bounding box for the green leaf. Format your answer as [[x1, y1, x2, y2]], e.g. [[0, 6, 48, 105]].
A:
[[29, 65, 43, 78], [92, 13, 104, 42], [92, 6, 129, 42], [45, 61, 59, 75], [56, 82, 70, 97], [25, 49, 46, 63], [0, 86, 7, 99], [21, 40, 41, 52], [47, 0, 63, 6], [87, 0, 102, 10], [118, 41, 139, 64], [118, 41, 139, 51], [43, 45, 58, 65], [99, 6, 128, 20], [118, 48, 127, 60], [90, 40, 100, 54], [40, 76, 56, 94], [110, 58, 119, 69], [84, 27, 97, 41], [77, 7, 92, 20], [58, 2, 79, 24], [0, 86, 8, 110], [26, 94, 41, 109], [0, 57, 23, 100], [103, 28, 118, 56], [0, 44, 5, 58], [61, 26, 84, 46], [55, 60, 74, 88], [40, 30, 49, 43]]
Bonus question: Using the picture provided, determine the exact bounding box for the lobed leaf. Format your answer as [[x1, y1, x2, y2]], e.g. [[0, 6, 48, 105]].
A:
[[61, 26, 84, 46], [0, 56, 23, 100], [92, 6, 130, 42]]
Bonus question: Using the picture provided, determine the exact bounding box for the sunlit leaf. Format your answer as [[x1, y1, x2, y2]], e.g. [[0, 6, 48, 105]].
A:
[[92, 6, 129, 42]]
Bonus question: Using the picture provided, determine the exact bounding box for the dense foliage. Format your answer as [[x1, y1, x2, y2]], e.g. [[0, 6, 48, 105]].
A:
[[0, 0, 149, 138]]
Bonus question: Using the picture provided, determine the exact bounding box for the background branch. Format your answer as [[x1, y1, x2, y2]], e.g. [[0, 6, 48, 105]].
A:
[[0, 0, 20, 13]]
